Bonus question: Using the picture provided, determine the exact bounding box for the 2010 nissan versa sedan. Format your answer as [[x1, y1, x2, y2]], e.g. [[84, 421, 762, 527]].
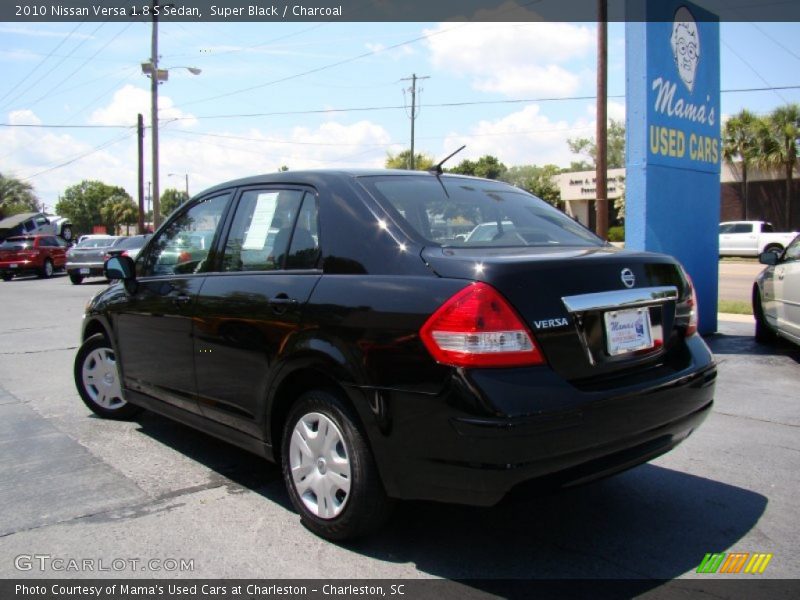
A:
[[74, 169, 716, 540]]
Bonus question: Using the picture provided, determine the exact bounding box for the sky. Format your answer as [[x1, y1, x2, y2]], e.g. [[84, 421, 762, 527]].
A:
[[0, 17, 799, 212]]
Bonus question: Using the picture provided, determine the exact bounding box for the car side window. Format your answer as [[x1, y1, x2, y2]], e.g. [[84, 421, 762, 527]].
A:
[[733, 223, 752, 234], [139, 194, 230, 277], [719, 224, 734, 234], [285, 193, 320, 270], [39, 236, 55, 247], [221, 189, 305, 272], [763, 223, 775, 233]]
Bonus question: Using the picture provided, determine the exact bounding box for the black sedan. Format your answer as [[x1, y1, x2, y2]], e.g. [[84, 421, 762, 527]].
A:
[[74, 170, 716, 540]]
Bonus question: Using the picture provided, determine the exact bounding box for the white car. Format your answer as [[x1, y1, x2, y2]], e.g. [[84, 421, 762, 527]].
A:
[[753, 234, 800, 346], [720, 221, 798, 257]]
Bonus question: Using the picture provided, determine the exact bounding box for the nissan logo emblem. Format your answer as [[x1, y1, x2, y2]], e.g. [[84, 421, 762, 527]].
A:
[[621, 268, 635, 288]]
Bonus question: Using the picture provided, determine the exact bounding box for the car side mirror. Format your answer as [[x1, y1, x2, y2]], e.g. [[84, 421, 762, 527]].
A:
[[105, 255, 136, 281], [759, 251, 779, 266]]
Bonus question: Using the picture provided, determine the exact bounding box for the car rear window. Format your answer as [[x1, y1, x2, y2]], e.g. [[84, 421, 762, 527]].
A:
[[0, 237, 35, 250], [114, 236, 149, 249], [76, 237, 117, 248], [359, 175, 603, 248]]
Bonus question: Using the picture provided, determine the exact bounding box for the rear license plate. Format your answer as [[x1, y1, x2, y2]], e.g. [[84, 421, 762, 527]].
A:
[[79, 268, 90, 274], [604, 308, 654, 356], [10, 263, 18, 269]]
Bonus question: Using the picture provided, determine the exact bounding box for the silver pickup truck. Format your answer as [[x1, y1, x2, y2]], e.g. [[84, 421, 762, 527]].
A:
[[719, 221, 798, 257]]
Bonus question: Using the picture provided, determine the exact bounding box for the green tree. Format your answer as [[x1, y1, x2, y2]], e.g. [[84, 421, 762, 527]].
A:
[[0, 173, 39, 219], [385, 149, 435, 170], [501, 164, 562, 207], [449, 155, 507, 180], [760, 103, 800, 228], [723, 109, 763, 220], [160, 188, 189, 217], [102, 197, 139, 234], [56, 180, 134, 235], [567, 119, 626, 169]]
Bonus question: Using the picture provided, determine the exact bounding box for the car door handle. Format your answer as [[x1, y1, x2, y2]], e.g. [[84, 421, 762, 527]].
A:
[[268, 294, 298, 306], [173, 294, 192, 305]]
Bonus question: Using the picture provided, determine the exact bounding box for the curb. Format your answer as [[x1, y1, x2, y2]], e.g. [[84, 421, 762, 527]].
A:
[[718, 312, 753, 323]]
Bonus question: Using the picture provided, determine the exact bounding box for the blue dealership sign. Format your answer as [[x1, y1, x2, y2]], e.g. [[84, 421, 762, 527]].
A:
[[626, 0, 720, 334]]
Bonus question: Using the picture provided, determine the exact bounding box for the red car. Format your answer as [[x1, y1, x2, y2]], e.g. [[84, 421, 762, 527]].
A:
[[0, 234, 69, 280]]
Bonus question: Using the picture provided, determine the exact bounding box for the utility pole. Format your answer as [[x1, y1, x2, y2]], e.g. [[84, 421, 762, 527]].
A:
[[137, 113, 145, 234], [150, 6, 161, 229], [595, 0, 609, 240], [401, 73, 429, 170]]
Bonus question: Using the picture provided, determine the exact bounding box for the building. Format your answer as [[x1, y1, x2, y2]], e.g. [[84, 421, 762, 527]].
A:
[[556, 163, 800, 231]]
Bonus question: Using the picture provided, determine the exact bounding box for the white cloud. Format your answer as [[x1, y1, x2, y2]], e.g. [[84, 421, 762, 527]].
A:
[[88, 84, 197, 128], [424, 22, 594, 97], [438, 104, 596, 167], [1, 108, 393, 211]]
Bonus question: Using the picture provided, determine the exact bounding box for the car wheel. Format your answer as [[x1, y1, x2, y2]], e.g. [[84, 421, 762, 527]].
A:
[[1, 273, 12, 282], [39, 258, 54, 279], [764, 244, 783, 257], [69, 272, 84, 285], [281, 389, 392, 541], [74, 333, 141, 420], [753, 286, 777, 344]]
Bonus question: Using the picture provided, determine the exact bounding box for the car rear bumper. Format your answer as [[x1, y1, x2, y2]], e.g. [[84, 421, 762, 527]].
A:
[[363, 335, 716, 506], [0, 260, 44, 275], [66, 262, 105, 276]]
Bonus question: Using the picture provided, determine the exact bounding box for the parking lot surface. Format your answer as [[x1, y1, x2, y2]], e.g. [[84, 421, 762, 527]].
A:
[[1, 273, 798, 583]]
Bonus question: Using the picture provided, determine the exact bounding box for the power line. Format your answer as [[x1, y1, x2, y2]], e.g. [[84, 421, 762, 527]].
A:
[[0, 22, 85, 106], [26, 23, 134, 110], [722, 39, 788, 104], [0, 22, 106, 113], [3, 85, 798, 130], [19, 131, 136, 181], [160, 85, 800, 123]]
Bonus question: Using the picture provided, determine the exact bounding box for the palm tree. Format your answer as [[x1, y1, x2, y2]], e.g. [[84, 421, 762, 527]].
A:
[[723, 109, 761, 220], [0, 173, 39, 219], [761, 104, 800, 229]]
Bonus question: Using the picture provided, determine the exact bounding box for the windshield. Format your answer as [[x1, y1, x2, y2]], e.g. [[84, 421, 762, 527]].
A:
[[359, 175, 602, 248], [0, 237, 35, 250], [76, 237, 117, 248]]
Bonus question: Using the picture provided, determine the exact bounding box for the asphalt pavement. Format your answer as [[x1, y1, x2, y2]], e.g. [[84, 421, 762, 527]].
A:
[[0, 272, 798, 585]]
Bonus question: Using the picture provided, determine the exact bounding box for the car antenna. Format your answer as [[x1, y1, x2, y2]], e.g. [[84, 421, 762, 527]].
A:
[[429, 145, 466, 175]]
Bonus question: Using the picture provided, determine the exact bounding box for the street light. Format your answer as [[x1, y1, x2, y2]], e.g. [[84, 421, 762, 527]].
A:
[[167, 172, 190, 197], [141, 17, 201, 229]]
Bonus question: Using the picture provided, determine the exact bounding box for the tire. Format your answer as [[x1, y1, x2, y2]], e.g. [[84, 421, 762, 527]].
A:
[[1, 273, 12, 282], [764, 244, 783, 257], [69, 272, 84, 285], [753, 286, 777, 344], [74, 333, 141, 420], [39, 258, 54, 279], [281, 389, 392, 541]]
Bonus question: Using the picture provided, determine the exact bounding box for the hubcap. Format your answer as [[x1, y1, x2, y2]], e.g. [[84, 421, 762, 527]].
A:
[[289, 412, 351, 519], [81, 347, 125, 410], [45, 261, 53, 276]]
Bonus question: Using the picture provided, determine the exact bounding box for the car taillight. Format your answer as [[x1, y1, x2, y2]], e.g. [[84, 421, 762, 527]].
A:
[[420, 282, 545, 368], [681, 269, 698, 337]]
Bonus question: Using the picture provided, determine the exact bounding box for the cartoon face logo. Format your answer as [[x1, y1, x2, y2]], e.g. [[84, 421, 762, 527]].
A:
[[671, 6, 700, 92]]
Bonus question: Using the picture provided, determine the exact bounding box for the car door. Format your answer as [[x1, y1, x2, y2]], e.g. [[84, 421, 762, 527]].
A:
[[774, 236, 800, 341], [718, 223, 735, 254], [193, 187, 322, 437], [110, 192, 232, 415], [729, 222, 755, 254]]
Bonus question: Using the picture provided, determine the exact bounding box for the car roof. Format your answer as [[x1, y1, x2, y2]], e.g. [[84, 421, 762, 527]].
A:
[[0, 212, 43, 228], [196, 169, 497, 197]]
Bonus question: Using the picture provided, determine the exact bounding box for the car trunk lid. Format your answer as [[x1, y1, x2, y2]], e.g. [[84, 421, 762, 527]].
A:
[[421, 245, 691, 381]]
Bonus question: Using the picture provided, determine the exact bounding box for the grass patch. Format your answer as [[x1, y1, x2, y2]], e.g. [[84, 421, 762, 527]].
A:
[[718, 299, 752, 315]]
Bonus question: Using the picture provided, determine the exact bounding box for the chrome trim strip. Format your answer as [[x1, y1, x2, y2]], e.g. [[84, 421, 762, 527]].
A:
[[562, 286, 679, 313]]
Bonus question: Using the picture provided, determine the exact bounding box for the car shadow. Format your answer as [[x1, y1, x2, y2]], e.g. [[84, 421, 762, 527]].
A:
[[705, 322, 800, 362], [130, 411, 767, 588]]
